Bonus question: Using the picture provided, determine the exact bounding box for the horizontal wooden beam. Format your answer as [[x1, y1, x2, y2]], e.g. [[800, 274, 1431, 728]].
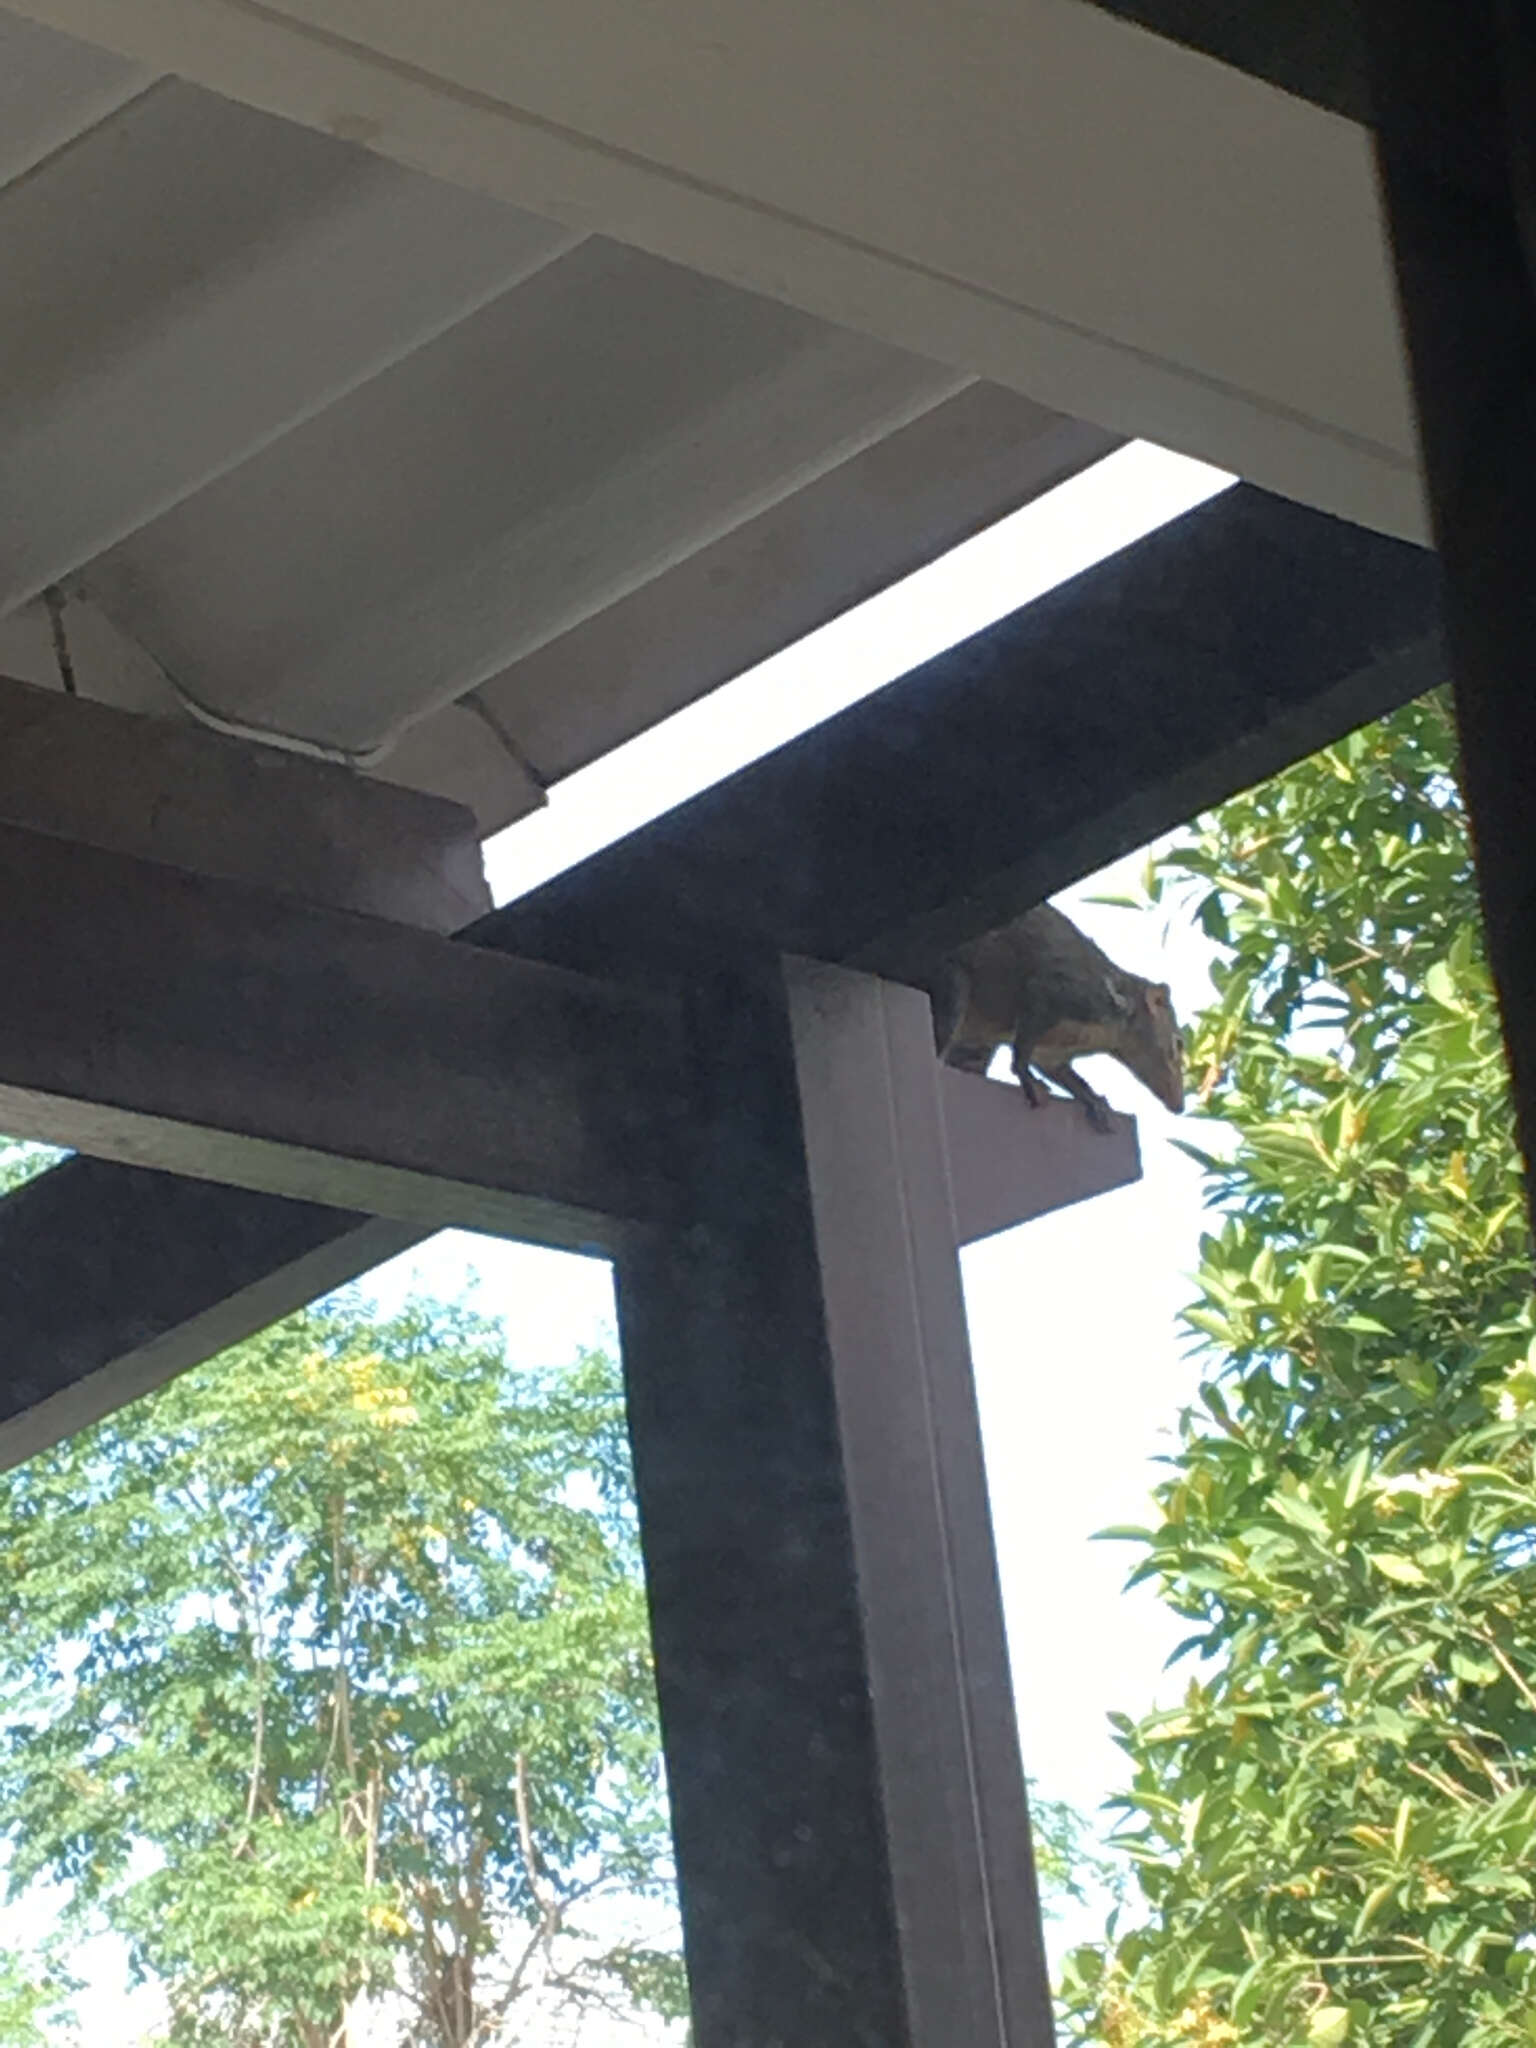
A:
[[487, 486, 1442, 986], [0, 820, 687, 1242], [0, 1158, 407, 1466], [864, 627, 1446, 987], [0, 671, 491, 932], [940, 1070, 1139, 1246], [0, 485, 1438, 1451], [0, 1027, 1136, 1465]]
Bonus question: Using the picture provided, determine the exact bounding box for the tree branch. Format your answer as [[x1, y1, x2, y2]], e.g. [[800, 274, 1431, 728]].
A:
[[514, 1751, 563, 1955]]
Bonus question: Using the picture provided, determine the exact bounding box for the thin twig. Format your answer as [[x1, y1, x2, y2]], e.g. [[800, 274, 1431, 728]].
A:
[[515, 1752, 564, 1957]]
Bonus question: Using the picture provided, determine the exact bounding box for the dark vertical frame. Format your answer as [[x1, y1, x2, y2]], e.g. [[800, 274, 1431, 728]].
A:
[[1365, 0, 1536, 1191]]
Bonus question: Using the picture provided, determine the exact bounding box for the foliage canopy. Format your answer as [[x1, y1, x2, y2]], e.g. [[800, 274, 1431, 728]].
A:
[[0, 1295, 686, 2047], [1062, 692, 1536, 2047]]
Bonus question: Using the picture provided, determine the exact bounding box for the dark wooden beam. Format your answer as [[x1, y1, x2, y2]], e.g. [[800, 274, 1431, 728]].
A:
[[0, 1158, 412, 1465], [940, 1067, 1138, 1246], [0, 1035, 1136, 1468], [486, 486, 1442, 987], [0, 669, 491, 931], [783, 960, 1056, 2041], [1362, 0, 1536, 1200], [0, 820, 687, 1241], [614, 951, 911, 2046]]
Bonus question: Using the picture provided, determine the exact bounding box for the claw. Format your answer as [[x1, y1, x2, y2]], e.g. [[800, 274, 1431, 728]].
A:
[[1084, 1095, 1114, 1134]]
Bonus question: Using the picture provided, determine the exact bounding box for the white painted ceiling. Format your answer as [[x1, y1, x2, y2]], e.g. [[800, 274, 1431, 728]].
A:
[[2, 0, 1424, 545], [0, 6, 1115, 832]]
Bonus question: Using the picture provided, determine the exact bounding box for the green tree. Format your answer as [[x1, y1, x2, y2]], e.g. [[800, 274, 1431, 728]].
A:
[[0, 1296, 686, 2047], [1061, 693, 1536, 2047], [1033, 1792, 1123, 1919], [0, 1949, 74, 2048], [0, 1142, 62, 1198]]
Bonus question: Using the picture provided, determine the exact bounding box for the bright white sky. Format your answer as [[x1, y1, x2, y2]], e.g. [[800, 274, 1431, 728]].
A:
[[18, 440, 1240, 2032]]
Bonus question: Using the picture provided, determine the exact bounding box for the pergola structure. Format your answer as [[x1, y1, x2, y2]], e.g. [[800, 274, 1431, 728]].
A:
[[0, 1, 1527, 2041]]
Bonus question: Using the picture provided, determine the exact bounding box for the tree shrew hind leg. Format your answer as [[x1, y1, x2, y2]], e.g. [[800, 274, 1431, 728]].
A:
[[1010, 1038, 1047, 1107]]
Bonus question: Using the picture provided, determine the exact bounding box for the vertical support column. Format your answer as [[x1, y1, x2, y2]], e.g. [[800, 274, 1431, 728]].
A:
[[613, 950, 1051, 2047], [785, 957, 1052, 2045]]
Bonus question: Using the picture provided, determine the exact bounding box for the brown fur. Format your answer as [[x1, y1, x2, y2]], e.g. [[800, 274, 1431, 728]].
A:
[[932, 901, 1184, 1128]]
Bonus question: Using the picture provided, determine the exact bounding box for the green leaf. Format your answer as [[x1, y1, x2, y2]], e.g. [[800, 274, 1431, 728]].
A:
[[1353, 1879, 1397, 1939], [1341, 1445, 1373, 1509], [1450, 1647, 1501, 1686], [1369, 1552, 1428, 1586], [1056, 698, 1536, 2048], [1392, 1797, 1412, 1860], [0, 1299, 678, 2042], [1424, 960, 1460, 1009]]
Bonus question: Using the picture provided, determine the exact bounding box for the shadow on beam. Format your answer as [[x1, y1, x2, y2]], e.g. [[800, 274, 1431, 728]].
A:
[[0, 1158, 406, 1468]]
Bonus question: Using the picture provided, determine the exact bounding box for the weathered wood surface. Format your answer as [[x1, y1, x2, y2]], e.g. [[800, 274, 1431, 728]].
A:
[[0, 820, 687, 1241], [785, 960, 1056, 2043], [611, 956, 1055, 2044], [0, 670, 490, 930]]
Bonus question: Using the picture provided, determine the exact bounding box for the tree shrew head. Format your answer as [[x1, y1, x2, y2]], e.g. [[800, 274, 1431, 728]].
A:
[[1127, 981, 1185, 1113]]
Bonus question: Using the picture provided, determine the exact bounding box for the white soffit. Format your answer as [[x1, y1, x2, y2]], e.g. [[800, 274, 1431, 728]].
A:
[[2, 0, 1425, 541], [0, 5, 1129, 831]]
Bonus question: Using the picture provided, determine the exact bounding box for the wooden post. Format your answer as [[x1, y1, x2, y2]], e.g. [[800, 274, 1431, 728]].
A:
[[613, 951, 1052, 2046]]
